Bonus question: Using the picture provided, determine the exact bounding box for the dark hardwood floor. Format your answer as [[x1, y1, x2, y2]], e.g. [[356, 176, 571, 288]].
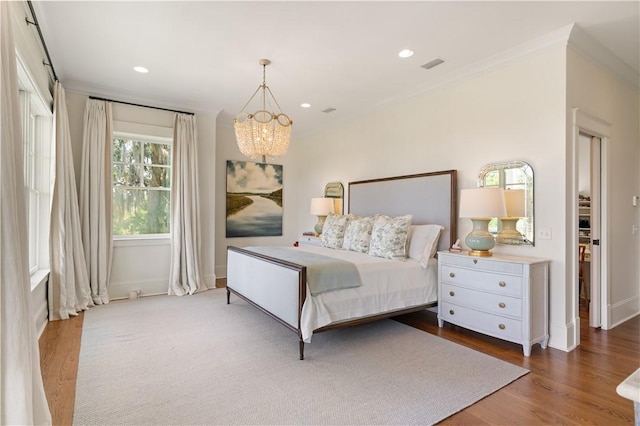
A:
[[39, 297, 638, 425]]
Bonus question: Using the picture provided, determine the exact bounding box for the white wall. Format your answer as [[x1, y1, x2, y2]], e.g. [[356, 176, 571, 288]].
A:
[[289, 45, 573, 350], [578, 134, 591, 196], [65, 92, 219, 298], [567, 48, 640, 329], [214, 124, 302, 278], [264, 39, 638, 352]]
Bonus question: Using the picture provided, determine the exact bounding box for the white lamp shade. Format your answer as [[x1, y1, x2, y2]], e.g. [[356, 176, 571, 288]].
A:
[[459, 187, 506, 218], [310, 197, 334, 216], [503, 189, 525, 218]]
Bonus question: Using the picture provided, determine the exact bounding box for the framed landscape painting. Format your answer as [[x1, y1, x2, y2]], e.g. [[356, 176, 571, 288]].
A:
[[226, 160, 283, 238]]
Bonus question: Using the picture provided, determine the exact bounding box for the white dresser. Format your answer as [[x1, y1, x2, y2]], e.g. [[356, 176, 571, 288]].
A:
[[437, 251, 550, 356]]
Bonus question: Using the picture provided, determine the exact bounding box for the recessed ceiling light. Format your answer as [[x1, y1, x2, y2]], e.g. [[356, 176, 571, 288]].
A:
[[398, 49, 414, 58], [133, 66, 149, 73], [301, 103, 311, 108]]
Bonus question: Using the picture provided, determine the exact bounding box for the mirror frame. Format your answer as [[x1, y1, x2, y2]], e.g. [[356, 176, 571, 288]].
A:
[[478, 160, 534, 246], [324, 182, 344, 214]]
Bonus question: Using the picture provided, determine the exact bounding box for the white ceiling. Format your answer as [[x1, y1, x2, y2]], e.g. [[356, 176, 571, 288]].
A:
[[34, 1, 639, 137]]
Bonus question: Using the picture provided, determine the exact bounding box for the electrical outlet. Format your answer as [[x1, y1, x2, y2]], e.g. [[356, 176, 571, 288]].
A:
[[633, 225, 639, 236], [538, 228, 552, 240]]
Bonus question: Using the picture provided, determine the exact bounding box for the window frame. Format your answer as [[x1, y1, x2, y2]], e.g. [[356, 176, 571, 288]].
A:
[[112, 127, 173, 240], [17, 57, 53, 283]]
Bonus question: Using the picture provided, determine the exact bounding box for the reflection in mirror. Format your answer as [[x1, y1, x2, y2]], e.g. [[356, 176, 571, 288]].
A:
[[478, 161, 534, 246], [324, 182, 344, 214]]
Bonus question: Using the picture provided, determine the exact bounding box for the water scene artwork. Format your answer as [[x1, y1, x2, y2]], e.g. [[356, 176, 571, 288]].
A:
[[226, 160, 283, 237]]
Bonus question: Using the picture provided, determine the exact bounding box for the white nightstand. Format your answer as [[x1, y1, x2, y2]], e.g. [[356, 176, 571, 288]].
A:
[[298, 234, 322, 247], [437, 251, 550, 356]]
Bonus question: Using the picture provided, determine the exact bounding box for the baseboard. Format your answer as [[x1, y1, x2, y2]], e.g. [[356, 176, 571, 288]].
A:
[[109, 273, 217, 299], [549, 320, 575, 352], [607, 295, 640, 330]]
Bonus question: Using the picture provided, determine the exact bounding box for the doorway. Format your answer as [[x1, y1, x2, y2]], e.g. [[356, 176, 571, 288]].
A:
[[578, 133, 602, 328], [573, 108, 611, 345]]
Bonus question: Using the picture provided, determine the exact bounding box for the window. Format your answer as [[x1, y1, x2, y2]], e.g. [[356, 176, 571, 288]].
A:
[[112, 133, 172, 236], [17, 61, 53, 280]]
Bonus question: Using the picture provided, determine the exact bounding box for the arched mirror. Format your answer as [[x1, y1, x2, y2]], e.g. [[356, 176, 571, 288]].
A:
[[324, 182, 344, 214], [478, 161, 534, 246]]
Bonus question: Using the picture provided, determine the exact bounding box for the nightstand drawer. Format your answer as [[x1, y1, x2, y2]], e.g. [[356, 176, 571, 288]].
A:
[[441, 265, 523, 297], [441, 283, 523, 317], [439, 255, 523, 275], [440, 301, 523, 341], [299, 235, 322, 246]]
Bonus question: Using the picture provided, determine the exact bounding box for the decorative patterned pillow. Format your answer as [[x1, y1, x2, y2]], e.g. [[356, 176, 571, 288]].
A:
[[342, 216, 374, 253], [407, 224, 444, 267], [321, 213, 350, 249], [368, 214, 412, 260]]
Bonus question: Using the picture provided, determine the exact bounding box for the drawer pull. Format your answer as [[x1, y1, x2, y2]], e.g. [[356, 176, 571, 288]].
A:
[[449, 272, 455, 278], [449, 291, 455, 297], [449, 309, 455, 315], [498, 324, 506, 330], [498, 302, 506, 308], [498, 281, 506, 287], [473, 259, 478, 264]]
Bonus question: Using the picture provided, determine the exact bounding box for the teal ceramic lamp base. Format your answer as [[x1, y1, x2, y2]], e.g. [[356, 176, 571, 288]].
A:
[[465, 218, 496, 257], [496, 217, 524, 245], [314, 215, 327, 236]]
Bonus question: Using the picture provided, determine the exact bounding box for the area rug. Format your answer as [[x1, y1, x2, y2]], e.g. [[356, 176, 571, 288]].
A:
[[74, 289, 528, 425]]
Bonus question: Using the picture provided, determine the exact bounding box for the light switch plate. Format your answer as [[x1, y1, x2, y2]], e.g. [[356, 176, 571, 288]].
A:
[[538, 228, 552, 240]]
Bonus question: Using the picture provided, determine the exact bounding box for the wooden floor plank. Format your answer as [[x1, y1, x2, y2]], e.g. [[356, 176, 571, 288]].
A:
[[38, 294, 638, 425], [39, 312, 84, 426]]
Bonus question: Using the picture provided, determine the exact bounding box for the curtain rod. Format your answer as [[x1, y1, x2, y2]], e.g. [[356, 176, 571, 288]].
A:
[[26, 1, 58, 82], [89, 96, 195, 116]]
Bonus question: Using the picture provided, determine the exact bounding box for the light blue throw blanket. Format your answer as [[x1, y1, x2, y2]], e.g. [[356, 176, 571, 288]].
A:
[[246, 247, 362, 296]]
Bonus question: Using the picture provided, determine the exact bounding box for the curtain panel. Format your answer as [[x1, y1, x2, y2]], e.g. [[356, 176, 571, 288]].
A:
[[80, 99, 113, 305], [49, 82, 93, 320], [0, 3, 52, 423], [169, 114, 205, 295]]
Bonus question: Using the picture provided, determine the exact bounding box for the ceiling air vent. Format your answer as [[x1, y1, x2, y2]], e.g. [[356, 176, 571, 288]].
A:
[[322, 107, 336, 114], [421, 58, 445, 70]]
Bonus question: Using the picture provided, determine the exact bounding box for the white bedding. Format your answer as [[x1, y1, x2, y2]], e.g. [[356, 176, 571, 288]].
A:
[[297, 245, 438, 342]]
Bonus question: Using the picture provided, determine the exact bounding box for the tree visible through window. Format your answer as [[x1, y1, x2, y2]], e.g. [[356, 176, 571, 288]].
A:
[[112, 134, 171, 235]]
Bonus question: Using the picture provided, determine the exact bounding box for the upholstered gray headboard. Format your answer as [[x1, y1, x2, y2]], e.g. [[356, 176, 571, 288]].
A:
[[348, 170, 458, 253]]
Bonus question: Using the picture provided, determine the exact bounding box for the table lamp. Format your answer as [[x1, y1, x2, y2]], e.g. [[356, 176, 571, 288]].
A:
[[310, 197, 334, 236], [459, 187, 506, 256], [497, 189, 525, 245]]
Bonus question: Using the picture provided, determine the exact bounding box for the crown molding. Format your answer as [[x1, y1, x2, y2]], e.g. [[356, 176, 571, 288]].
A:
[[568, 24, 639, 90]]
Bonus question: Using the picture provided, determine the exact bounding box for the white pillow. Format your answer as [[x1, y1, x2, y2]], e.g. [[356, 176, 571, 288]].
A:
[[368, 214, 412, 260], [342, 216, 374, 253], [407, 224, 444, 267], [321, 213, 350, 249]]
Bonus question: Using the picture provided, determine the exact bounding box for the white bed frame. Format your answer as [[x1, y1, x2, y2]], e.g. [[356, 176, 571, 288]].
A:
[[226, 170, 458, 359]]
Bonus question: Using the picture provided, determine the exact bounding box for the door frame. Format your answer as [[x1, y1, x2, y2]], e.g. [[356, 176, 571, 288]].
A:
[[571, 108, 611, 345]]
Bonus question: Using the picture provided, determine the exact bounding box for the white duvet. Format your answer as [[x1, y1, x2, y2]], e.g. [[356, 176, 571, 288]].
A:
[[297, 245, 438, 342]]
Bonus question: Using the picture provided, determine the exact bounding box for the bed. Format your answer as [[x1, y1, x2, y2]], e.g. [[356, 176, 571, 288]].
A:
[[226, 170, 457, 359]]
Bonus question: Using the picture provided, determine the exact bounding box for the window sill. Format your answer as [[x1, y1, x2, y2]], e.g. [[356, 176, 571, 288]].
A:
[[31, 269, 49, 291], [113, 236, 171, 247]]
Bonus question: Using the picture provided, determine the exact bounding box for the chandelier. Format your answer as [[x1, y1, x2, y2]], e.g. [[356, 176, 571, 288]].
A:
[[233, 59, 292, 163]]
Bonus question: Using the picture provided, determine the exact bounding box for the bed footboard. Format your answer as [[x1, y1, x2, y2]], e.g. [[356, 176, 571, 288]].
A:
[[226, 246, 307, 359]]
